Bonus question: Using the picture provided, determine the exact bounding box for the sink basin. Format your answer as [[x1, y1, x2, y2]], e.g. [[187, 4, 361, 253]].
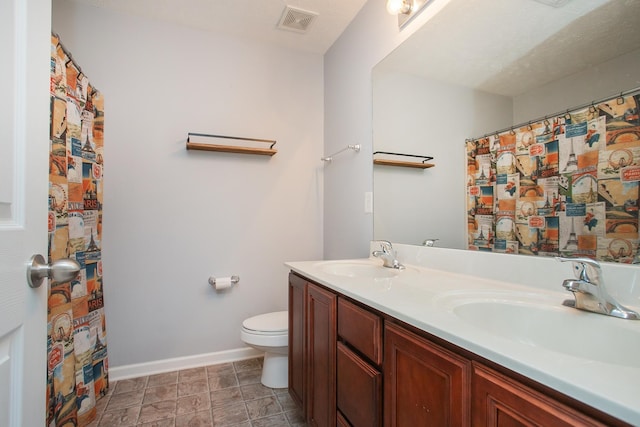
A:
[[317, 260, 403, 279], [453, 300, 640, 368]]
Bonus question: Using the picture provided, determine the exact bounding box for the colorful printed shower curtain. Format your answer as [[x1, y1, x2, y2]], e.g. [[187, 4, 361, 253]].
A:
[[47, 34, 108, 427], [466, 90, 640, 263]]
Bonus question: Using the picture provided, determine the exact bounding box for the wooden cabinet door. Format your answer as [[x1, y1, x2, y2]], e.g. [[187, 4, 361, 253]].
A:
[[288, 273, 307, 412], [472, 363, 607, 427], [337, 411, 351, 427], [337, 342, 382, 427], [384, 322, 471, 427], [307, 282, 337, 427]]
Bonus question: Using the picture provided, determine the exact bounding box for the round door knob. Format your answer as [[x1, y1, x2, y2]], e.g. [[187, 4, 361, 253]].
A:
[[27, 254, 81, 288]]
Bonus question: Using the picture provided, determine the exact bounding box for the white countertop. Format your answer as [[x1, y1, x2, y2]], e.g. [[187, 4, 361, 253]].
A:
[[285, 245, 640, 425]]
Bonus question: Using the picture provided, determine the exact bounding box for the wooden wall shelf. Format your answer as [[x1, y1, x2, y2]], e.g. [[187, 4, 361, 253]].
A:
[[373, 159, 434, 169], [373, 152, 434, 169], [186, 133, 277, 156]]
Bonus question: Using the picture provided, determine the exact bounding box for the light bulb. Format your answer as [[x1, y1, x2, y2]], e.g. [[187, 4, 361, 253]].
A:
[[386, 0, 412, 15]]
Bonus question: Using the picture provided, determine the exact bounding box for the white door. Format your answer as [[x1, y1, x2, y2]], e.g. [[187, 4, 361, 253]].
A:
[[0, 0, 52, 426]]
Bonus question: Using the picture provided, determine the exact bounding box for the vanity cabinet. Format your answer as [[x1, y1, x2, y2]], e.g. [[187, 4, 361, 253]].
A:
[[306, 282, 337, 427], [384, 321, 471, 426], [336, 298, 383, 427], [288, 272, 306, 411], [472, 363, 607, 427], [288, 273, 337, 427], [288, 272, 629, 427], [336, 411, 351, 427], [337, 342, 382, 427]]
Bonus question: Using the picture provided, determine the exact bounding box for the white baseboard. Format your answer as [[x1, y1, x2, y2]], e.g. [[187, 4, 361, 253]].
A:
[[108, 347, 264, 382]]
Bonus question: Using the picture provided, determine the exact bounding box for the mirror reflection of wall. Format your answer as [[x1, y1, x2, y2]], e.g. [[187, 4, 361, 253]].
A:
[[373, 69, 513, 248], [372, 0, 640, 254]]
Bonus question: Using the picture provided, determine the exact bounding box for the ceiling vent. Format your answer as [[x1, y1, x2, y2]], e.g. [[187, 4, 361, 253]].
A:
[[277, 6, 318, 33]]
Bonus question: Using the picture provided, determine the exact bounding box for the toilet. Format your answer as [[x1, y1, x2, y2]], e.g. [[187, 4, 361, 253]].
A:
[[240, 311, 288, 388]]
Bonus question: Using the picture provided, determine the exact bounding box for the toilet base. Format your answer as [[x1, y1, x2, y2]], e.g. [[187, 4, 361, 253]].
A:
[[261, 352, 288, 389]]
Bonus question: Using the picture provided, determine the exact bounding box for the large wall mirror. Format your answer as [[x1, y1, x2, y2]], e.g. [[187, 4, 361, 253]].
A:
[[373, 0, 640, 258]]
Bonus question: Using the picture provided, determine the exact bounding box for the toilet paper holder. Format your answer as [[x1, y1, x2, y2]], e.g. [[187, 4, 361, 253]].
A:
[[208, 275, 240, 287]]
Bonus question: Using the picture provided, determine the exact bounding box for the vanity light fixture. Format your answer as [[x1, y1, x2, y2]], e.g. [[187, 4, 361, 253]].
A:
[[386, 0, 412, 15], [386, 0, 432, 29]]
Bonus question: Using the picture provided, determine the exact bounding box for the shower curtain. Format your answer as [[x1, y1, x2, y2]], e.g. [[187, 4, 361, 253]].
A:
[[466, 90, 640, 263], [47, 34, 108, 427]]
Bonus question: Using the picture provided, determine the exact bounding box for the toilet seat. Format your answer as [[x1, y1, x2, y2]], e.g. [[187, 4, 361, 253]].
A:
[[242, 311, 288, 335], [240, 310, 289, 388], [241, 311, 288, 347]]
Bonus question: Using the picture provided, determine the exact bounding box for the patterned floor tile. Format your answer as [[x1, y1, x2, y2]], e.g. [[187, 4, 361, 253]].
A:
[[90, 358, 308, 427], [211, 402, 249, 426], [244, 396, 281, 420], [177, 379, 209, 397], [137, 400, 177, 424], [148, 371, 179, 388], [114, 377, 148, 394], [176, 392, 211, 415], [97, 406, 140, 427], [143, 384, 178, 405]]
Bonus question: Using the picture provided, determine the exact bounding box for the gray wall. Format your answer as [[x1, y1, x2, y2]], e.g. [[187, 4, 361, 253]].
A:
[[53, 0, 324, 367], [324, 0, 640, 259], [323, 0, 453, 259], [373, 70, 513, 248]]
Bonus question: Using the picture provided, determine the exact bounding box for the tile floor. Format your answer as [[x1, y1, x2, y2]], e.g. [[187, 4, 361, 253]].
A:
[[89, 357, 307, 427]]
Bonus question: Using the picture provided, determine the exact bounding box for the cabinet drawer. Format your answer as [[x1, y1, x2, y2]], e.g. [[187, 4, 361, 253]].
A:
[[337, 342, 382, 427], [337, 297, 382, 364]]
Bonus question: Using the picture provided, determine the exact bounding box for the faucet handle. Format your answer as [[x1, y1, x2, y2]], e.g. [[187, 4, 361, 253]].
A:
[[556, 256, 602, 285], [378, 240, 393, 253]]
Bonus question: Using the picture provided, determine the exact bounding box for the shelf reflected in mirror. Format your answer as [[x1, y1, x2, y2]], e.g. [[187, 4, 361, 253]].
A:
[[372, 0, 640, 260]]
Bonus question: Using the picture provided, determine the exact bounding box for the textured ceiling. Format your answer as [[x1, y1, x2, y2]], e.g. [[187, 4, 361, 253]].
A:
[[68, 0, 369, 54], [376, 0, 640, 96]]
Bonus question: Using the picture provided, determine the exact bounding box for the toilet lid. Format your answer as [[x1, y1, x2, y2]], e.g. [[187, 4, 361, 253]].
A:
[[242, 311, 288, 333]]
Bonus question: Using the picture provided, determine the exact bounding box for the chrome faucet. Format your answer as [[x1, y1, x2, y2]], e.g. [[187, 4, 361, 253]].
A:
[[423, 239, 439, 247], [372, 241, 404, 269], [556, 256, 639, 320]]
